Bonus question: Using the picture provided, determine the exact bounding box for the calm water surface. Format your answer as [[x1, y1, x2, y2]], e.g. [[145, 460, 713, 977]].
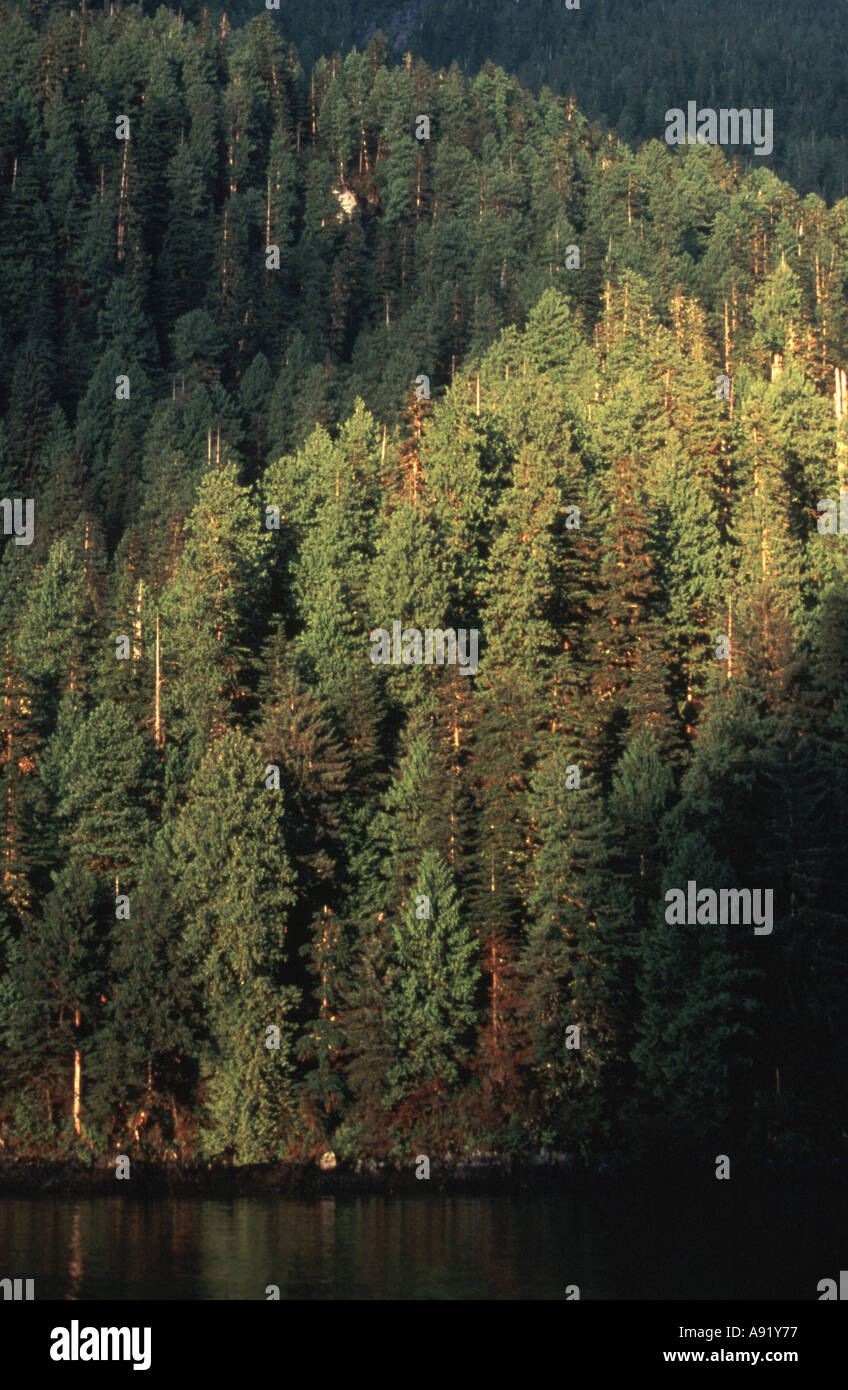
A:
[[1, 1189, 844, 1299]]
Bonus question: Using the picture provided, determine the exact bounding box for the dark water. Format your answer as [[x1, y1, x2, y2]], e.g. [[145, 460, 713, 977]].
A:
[[1, 1189, 844, 1300]]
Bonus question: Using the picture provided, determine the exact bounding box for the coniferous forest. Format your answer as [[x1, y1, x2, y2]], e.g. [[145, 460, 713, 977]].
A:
[[1, 0, 848, 1177]]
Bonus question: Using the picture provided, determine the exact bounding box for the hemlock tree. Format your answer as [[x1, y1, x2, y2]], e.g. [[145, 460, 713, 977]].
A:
[[10, 865, 113, 1145], [161, 461, 271, 760], [386, 852, 478, 1116], [522, 755, 623, 1141], [633, 831, 760, 1148], [168, 728, 299, 1162], [606, 727, 676, 935], [102, 847, 200, 1154], [368, 722, 451, 907], [44, 700, 151, 884], [338, 916, 397, 1156]]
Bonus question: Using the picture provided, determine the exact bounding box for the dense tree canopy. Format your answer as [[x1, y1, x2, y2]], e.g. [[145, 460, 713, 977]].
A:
[[0, 0, 846, 1167]]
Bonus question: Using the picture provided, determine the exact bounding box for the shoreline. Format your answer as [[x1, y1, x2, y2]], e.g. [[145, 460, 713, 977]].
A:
[[0, 1153, 842, 1199]]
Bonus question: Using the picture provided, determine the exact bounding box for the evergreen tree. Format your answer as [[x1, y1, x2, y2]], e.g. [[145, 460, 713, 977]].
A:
[[634, 831, 760, 1150], [10, 865, 113, 1145], [168, 728, 299, 1161], [161, 461, 271, 761], [101, 847, 199, 1156], [43, 700, 151, 882], [385, 852, 478, 1142]]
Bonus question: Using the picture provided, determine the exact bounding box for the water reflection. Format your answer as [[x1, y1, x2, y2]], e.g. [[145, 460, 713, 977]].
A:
[[0, 1189, 844, 1300], [67, 1205, 83, 1299]]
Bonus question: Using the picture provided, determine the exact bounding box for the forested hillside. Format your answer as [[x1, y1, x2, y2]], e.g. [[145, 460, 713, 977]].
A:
[[1, 1, 847, 1166], [199, 0, 848, 200]]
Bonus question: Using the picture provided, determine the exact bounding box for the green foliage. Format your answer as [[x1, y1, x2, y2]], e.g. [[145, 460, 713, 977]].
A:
[[167, 727, 299, 1161], [0, 3, 846, 1167], [634, 832, 760, 1143], [45, 700, 151, 878], [387, 851, 478, 1099]]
